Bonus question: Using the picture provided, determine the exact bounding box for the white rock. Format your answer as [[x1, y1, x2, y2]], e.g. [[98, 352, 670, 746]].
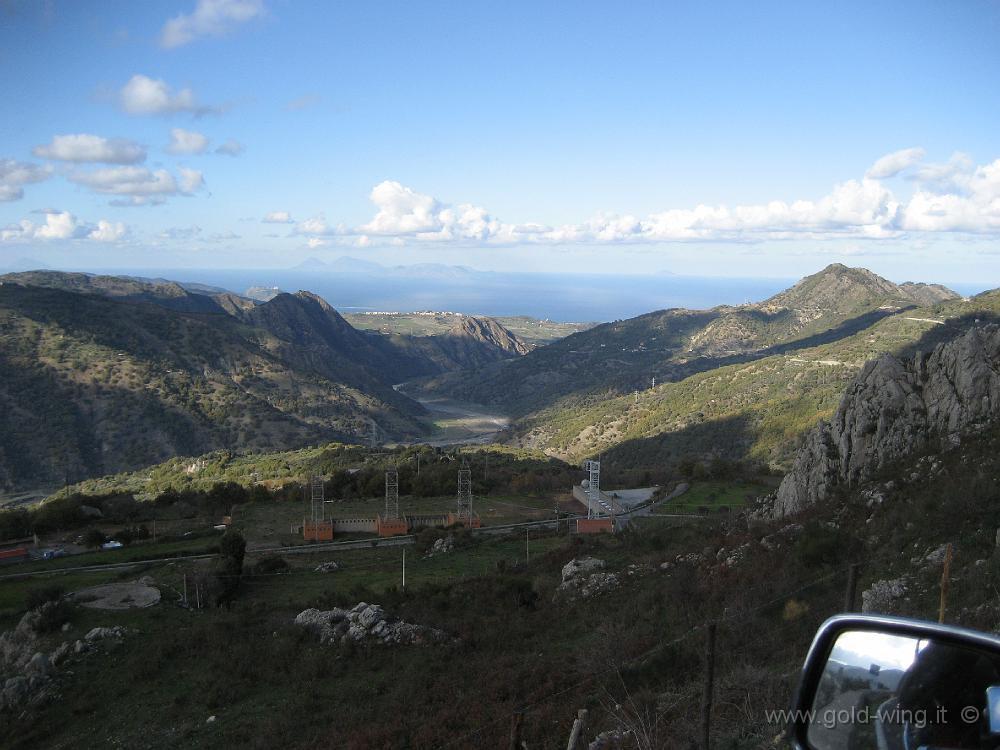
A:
[[561, 557, 606, 583]]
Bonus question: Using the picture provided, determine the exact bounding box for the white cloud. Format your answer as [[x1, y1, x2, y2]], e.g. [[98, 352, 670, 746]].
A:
[[295, 149, 1000, 248], [296, 214, 347, 236], [159, 226, 202, 240], [900, 158, 1000, 233], [87, 220, 128, 242], [68, 165, 205, 205], [33, 134, 146, 164], [306, 237, 328, 249], [161, 0, 264, 48], [865, 147, 925, 179], [167, 128, 209, 155], [908, 152, 974, 193], [178, 167, 205, 193], [215, 138, 244, 156], [360, 181, 445, 235], [0, 159, 51, 201], [120, 74, 212, 116], [1, 211, 128, 243], [262, 211, 294, 223]]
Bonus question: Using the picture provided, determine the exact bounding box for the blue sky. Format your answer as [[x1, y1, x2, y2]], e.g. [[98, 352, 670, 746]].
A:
[[1, 0, 999, 283]]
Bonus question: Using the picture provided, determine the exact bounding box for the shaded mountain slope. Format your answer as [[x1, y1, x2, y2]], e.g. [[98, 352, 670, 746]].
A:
[[0, 271, 235, 315], [0, 274, 531, 493], [0, 285, 424, 492]]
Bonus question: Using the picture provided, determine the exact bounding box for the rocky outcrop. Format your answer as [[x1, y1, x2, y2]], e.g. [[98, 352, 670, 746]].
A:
[[1, 604, 130, 714], [293, 603, 451, 646], [425, 535, 454, 558], [554, 557, 646, 600], [774, 325, 1000, 516]]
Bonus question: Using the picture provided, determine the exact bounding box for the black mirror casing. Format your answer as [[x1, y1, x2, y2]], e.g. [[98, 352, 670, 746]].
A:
[[789, 614, 1000, 750]]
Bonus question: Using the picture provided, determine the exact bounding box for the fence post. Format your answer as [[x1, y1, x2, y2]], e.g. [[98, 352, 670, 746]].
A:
[[844, 563, 860, 612], [701, 622, 717, 750]]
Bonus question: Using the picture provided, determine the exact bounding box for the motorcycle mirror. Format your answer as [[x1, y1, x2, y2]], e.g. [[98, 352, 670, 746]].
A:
[[789, 614, 1000, 750]]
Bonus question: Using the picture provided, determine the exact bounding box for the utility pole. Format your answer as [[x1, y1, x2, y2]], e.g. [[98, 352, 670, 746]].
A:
[[402, 547, 406, 591], [525, 528, 530, 565]]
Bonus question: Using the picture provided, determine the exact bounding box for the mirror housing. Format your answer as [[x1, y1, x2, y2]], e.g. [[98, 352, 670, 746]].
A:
[[790, 614, 1000, 750]]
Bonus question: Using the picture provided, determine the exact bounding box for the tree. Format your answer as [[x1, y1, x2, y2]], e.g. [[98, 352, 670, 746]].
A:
[[81, 528, 107, 550], [214, 529, 247, 608]]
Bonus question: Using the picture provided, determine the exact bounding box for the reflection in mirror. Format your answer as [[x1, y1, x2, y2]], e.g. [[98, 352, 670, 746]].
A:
[[807, 629, 1000, 750]]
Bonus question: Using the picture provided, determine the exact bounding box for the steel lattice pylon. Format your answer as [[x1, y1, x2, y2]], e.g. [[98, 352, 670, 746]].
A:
[[583, 460, 601, 519], [457, 468, 472, 521], [310, 476, 325, 522], [385, 468, 399, 520]]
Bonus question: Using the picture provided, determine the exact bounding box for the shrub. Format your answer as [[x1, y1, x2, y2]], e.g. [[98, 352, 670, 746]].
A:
[[26, 584, 65, 611]]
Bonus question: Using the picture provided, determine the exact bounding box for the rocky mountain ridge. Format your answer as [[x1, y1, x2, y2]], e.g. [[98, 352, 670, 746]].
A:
[[773, 324, 1000, 516], [0, 275, 529, 492]]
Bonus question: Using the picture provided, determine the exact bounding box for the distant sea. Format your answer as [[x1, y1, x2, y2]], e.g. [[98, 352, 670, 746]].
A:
[[68, 266, 987, 323], [100, 268, 805, 323]]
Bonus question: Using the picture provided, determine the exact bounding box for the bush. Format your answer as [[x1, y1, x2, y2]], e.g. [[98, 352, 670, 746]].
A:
[[26, 584, 65, 611], [81, 528, 107, 549], [33, 599, 75, 633]]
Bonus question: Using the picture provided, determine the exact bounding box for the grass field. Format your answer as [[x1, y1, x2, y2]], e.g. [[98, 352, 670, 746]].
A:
[[656, 478, 777, 514]]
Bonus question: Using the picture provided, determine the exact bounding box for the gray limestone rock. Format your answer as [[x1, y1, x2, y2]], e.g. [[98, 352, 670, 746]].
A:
[[775, 326, 1000, 516]]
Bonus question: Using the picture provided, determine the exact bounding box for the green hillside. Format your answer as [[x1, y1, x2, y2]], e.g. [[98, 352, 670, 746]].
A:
[[413, 264, 961, 418], [514, 291, 1000, 471]]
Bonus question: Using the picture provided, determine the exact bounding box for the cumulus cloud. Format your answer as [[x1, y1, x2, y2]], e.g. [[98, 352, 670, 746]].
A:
[[262, 211, 293, 223], [87, 220, 129, 242], [1, 211, 128, 243], [900, 158, 1000, 234], [120, 74, 214, 116], [166, 128, 209, 155], [68, 165, 205, 205], [865, 147, 925, 179], [0, 159, 51, 201], [214, 138, 244, 156], [33, 134, 146, 164], [293, 149, 1000, 247], [161, 0, 264, 48]]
